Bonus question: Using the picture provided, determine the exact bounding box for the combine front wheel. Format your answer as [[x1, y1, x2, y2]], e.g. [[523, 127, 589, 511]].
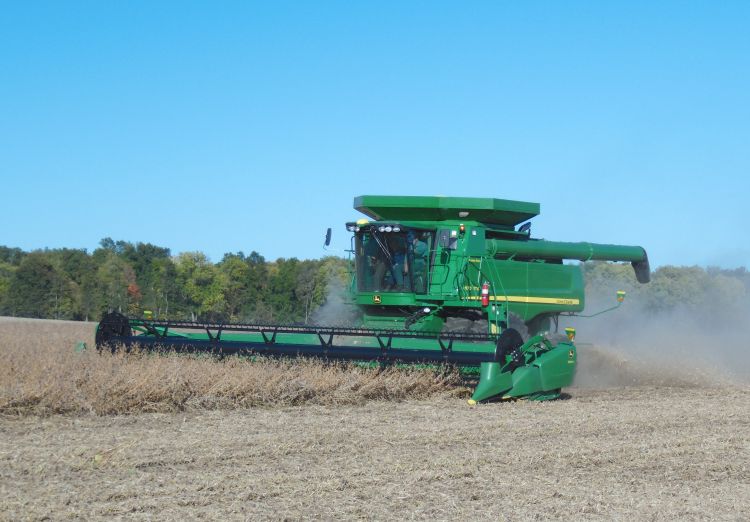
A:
[[494, 327, 525, 370]]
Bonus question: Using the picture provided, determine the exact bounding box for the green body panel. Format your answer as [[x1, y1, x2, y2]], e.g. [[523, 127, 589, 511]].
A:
[[535, 342, 577, 390], [470, 362, 513, 402], [354, 195, 539, 226], [354, 224, 589, 329], [355, 221, 590, 329], [506, 365, 542, 397], [355, 292, 418, 307], [506, 342, 576, 397]]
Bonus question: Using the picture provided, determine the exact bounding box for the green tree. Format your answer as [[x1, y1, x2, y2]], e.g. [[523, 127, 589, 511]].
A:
[[175, 252, 228, 321], [647, 265, 711, 309], [0, 246, 26, 266], [0, 261, 17, 315], [6, 253, 58, 318], [243, 251, 270, 321], [218, 253, 250, 321], [120, 242, 171, 311], [296, 260, 321, 324], [97, 253, 137, 314], [78, 271, 99, 321], [46, 248, 97, 320], [268, 258, 301, 322], [150, 257, 180, 319]]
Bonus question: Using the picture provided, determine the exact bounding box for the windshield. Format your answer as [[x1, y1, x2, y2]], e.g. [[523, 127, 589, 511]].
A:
[[355, 229, 433, 293]]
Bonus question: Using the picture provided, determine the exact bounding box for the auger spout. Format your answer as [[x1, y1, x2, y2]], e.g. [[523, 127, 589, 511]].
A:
[[486, 238, 650, 283]]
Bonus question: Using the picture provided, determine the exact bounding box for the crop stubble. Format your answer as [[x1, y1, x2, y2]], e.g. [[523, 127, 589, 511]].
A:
[[1, 318, 748, 520]]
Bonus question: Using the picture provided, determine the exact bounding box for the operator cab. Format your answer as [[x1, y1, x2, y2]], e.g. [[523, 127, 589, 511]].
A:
[[346, 222, 433, 294]]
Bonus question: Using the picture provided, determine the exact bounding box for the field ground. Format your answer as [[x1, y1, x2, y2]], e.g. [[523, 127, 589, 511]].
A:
[[1, 317, 749, 520]]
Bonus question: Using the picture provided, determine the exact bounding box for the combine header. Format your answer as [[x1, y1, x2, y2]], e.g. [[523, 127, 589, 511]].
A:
[[97, 195, 650, 403]]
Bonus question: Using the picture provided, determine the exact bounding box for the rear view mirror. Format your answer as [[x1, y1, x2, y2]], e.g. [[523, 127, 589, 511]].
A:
[[324, 228, 332, 247]]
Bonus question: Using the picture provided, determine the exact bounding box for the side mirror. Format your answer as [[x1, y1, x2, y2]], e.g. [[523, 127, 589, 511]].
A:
[[324, 228, 332, 247]]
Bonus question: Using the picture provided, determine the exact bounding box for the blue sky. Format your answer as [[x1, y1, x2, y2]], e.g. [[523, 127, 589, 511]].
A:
[[1, 2, 748, 268]]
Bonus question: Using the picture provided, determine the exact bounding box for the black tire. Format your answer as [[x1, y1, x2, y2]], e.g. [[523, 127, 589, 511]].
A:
[[95, 312, 132, 353], [494, 327, 525, 370]]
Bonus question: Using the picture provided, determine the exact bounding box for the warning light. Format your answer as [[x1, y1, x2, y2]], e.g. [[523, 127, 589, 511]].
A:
[[459, 223, 466, 234], [565, 327, 576, 341], [617, 290, 626, 303]]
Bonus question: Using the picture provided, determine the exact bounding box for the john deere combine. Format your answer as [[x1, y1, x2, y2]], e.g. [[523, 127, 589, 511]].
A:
[[96, 195, 650, 403]]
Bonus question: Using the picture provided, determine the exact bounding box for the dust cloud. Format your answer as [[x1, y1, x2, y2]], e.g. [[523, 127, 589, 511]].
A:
[[568, 287, 750, 388], [310, 277, 361, 327]]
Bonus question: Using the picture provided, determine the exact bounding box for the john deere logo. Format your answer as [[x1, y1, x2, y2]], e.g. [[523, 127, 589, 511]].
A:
[[373, 295, 381, 304], [568, 349, 574, 359]]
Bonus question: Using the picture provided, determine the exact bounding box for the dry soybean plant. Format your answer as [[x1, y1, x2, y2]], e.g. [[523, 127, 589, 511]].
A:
[[0, 318, 465, 416]]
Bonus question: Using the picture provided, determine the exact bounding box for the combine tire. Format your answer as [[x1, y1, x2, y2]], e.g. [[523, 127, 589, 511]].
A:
[[494, 327, 525, 370], [95, 312, 132, 353], [491, 313, 529, 370]]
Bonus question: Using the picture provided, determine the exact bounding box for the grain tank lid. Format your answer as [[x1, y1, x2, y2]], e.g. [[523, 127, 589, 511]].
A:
[[354, 195, 540, 226]]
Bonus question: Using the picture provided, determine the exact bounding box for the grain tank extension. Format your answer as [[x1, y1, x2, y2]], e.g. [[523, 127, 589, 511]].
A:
[[96, 195, 650, 403]]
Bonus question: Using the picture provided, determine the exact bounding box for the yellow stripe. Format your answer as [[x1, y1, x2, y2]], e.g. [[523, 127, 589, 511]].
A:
[[466, 295, 580, 305]]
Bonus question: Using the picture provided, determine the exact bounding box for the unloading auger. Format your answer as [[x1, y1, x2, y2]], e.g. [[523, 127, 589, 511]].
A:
[[96, 195, 650, 403]]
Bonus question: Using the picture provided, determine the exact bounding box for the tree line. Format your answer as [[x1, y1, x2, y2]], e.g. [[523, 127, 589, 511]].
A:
[[0, 240, 349, 323], [582, 261, 750, 316], [0, 239, 747, 323]]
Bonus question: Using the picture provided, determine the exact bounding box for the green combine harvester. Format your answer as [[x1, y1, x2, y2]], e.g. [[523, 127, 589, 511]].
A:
[[96, 195, 650, 403]]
